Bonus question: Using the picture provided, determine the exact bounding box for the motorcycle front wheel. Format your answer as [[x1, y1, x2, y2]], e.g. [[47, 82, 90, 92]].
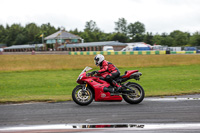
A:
[[72, 85, 94, 106], [122, 82, 145, 104]]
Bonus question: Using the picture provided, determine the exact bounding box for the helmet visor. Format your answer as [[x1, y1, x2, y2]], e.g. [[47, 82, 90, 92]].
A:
[[94, 58, 99, 66]]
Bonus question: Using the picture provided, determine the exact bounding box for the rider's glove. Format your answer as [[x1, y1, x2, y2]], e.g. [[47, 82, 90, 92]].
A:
[[91, 70, 98, 75]]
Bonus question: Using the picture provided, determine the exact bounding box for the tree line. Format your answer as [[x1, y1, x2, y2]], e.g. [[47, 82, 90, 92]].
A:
[[0, 18, 200, 46]]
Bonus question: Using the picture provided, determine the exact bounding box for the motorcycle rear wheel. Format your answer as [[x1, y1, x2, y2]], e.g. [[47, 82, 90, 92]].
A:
[[72, 85, 94, 106], [122, 82, 145, 104]]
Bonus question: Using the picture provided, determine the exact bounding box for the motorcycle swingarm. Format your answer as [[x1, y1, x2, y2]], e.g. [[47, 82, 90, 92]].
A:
[[121, 89, 135, 94], [121, 82, 136, 93], [122, 83, 134, 90]]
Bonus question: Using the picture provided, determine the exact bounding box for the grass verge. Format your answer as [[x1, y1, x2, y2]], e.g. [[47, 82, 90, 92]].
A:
[[0, 65, 200, 103], [1, 54, 200, 72]]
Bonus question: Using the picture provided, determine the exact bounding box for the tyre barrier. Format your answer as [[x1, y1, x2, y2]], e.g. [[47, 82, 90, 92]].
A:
[[69, 50, 197, 55], [69, 51, 166, 55], [170, 51, 196, 54]]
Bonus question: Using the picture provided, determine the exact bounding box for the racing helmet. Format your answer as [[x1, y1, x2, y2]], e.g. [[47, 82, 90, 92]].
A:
[[94, 54, 105, 66]]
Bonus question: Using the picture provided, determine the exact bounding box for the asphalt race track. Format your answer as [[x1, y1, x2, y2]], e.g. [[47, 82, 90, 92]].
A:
[[0, 94, 200, 133]]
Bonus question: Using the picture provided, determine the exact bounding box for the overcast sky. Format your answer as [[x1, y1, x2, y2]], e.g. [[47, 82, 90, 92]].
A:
[[1, 0, 200, 34]]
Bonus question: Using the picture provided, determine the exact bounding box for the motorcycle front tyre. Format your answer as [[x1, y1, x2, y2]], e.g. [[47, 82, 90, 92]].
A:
[[72, 85, 94, 106]]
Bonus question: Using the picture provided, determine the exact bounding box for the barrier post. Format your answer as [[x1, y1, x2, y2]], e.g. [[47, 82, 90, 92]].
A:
[[32, 50, 35, 55]]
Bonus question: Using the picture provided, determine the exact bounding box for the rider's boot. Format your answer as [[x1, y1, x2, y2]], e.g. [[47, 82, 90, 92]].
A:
[[112, 80, 122, 92]]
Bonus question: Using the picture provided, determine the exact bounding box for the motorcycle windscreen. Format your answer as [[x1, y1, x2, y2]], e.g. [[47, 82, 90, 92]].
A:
[[79, 66, 93, 76]]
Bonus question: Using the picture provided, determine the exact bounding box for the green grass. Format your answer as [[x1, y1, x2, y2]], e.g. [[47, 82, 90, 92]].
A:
[[0, 65, 200, 103], [1, 55, 200, 72], [137, 65, 200, 96]]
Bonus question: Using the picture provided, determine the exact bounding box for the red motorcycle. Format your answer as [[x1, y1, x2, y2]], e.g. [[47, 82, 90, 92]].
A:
[[72, 66, 144, 106]]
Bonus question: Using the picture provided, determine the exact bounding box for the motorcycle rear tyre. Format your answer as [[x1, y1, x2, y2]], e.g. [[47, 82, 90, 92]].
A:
[[122, 82, 145, 104]]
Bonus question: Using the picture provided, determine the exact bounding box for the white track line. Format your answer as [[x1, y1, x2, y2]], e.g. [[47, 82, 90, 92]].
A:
[[1, 123, 200, 131], [145, 97, 199, 101]]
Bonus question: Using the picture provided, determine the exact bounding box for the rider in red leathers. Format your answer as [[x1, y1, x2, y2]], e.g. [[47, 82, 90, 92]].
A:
[[92, 54, 121, 93]]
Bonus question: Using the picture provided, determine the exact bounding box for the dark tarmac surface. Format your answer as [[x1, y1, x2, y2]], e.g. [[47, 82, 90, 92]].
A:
[[0, 94, 200, 132]]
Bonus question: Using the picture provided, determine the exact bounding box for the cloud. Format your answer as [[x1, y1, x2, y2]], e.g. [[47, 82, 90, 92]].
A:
[[0, 0, 200, 34]]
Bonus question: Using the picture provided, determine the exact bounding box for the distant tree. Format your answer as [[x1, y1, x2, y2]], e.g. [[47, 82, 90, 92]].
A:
[[1, 21, 200, 47], [133, 34, 144, 42], [5, 24, 25, 46], [170, 30, 189, 46], [24, 23, 40, 44], [152, 34, 174, 46], [84, 20, 100, 32], [161, 36, 174, 46], [161, 32, 168, 37], [40, 23, 57, 37], [0, 25, 6, 44], [0, 23, 59, 45], [144, 32, 153, 44], [152, 35, 162, 45], [160, 32, 174, 46], [190, 32, 200, 46], [15, 33, 26, 45], [114, 18, 128, 35], [82, 20, 106, 42], [69, 28, 80, 36], [81, 31, 97, 42], [128, 21, 145, 37], [108, 32, 129, 43]]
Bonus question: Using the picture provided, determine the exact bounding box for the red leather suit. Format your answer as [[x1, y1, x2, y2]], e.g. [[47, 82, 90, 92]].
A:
[[97, 60, 120, 82]]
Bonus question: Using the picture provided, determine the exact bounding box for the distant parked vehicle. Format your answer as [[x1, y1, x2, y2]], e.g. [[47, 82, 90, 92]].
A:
[[103, 46, 114, 52], [152, 45, 168, 51], [184, 47, 197, 51], [125, 43, 151, 51], [168, 47, 181, 51], [121, 48, 126, 51]]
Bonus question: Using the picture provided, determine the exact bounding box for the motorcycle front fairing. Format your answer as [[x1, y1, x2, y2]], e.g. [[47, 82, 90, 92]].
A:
[[77, 66, 93, 84]]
